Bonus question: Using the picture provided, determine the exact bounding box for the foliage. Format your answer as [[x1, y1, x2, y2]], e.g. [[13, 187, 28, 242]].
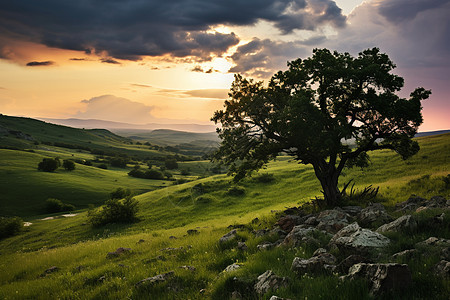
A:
[[110, 187, 133, 200], [62, 159, 76, 171], [0, 216, 23, 239], [45, 198, 75, 213], [254, 172, 275, 183], [37, 157, 60, 172], [110, 156, 128, 168], [88, 196, 139, 227], [227, 186, 246, 196], [164, 157, 178, 170], [212, 47, 430, 206]]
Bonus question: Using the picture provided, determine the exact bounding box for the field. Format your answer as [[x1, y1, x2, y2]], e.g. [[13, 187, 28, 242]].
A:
[[0, 128, 448, 299]]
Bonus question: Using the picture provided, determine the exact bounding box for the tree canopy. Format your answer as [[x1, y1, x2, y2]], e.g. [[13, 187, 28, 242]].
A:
[[212, 48, 431, 206]]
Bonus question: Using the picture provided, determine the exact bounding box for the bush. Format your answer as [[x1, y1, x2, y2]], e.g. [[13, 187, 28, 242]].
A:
[[110, 157, 128, 168], [227, 186, 246, 196], [38, 158, 59, 172], [88, 196, 139, 227], [254, 172, 275, 183], [0, 216, 23, 239], [63, 159, 76, 171], [145, 169, 164, 180], [110, 187, 133, 200], [165, 158, 178, 170], [45, 198, 75, 213]]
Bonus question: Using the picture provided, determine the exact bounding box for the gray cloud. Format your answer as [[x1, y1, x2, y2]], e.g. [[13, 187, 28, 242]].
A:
[[76, 95, 155, 124], [26, 61, 54, 66], [0, 0, 345, 62], [377, 0, 449, 23], [100, 58, 121, 64]]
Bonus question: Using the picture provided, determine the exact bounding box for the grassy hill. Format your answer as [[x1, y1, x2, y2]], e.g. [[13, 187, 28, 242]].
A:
[[0, 133, 448, 299]]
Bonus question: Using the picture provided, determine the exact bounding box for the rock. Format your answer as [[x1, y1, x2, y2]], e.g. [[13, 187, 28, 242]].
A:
[[441, 247, 450, 260], [312, 248, 327, 256], [341, 206, 363, 217], [276, 215, 304, 232], [106, 247, 132, 258], [395, 195, 427, 212], [187, 229, 199, 235], [416, 237, 450, 248], [224, 263, 241, 272], [291, 253, 337, 276], [329, 222, 390, 253], [357, 203, 393, 227], [391, 249, 418, 260], [336, 255, 371, 274], [269, 296, 291, 300], [169, 236, 177, 239], [137, 239, 145, 243], [257, 242, 276, 251], [219, 230, 237, 244], [344, 263, 412, 295], [270, 228, 288, 239], [40, 266, 58, 277], [428, 196, 448, 208], [231, 291, 242, 299], [376, 215, 417, 233], [282, 225, 324, 247], [237, 241, 248, 251], [253, 229, 269, 237], [316, 209, 350, 233], [135, 271, 174, 287], [433, 260, 450, 278], [304, 216, 318, 226], [179, 265, 196, 271], [254, 270, 289, 295]]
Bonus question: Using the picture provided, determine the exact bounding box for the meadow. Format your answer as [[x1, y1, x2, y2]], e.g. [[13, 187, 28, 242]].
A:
[[0, 115, 449, 299]]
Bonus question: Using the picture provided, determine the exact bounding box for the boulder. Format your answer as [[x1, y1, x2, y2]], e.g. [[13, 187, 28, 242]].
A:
[[269, 228, 288, 239], [179, 265, 196, 271], [329, 222, 390, 253], [187, 229, 199, 235], [237, 242, 248, 251], [441, 247, 450, 261], [336, 255, 371, 274], [282, 225, 325, 247], [257, 242, 276, 251], [341, 206, 363, 217], [376, 215, 417, 233], [106, 247, 132, 258], [391, 249, 418, 260], [253, 229, 269, 237], [269, 296, 291, 300], [224, 263, 241, 273], [433, 260, 450, 278], [416, 237, 450, 248], [357, 203, 393, 227], [427, 196, 449, 208], [291, 253, 337, 276], [395, 195, 427, 212], [316, 209, 350, 233], [276, 215, 304, 232], [254, 270, 289, 295], [219, 230, 237, 244], [135, 271, 174, 287], [40, 266, 58, 277], [344, 263, 412, 295]]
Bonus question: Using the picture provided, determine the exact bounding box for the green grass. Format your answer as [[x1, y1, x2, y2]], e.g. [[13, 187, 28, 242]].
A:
[[0, 133, 448, 299]]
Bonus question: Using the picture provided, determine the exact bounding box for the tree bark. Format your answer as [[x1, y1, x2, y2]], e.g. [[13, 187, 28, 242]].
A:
[[313, 162, 341, 206]]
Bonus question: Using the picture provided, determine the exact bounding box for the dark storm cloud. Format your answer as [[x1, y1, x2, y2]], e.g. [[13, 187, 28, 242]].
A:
[[26, 61, 54, 66], [0, 0, 345, 62], [100, 58, 121, 64], [378, 0, 449, 23]]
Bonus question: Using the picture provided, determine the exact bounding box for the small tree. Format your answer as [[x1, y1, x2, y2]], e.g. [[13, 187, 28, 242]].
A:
[[88, 196, 138, 227], [110, 187, 133, 200], [38, 158, 59, 172], [62, 159, 75, 171], [165, 158, 178, 170], [212, 48, 430, 206]]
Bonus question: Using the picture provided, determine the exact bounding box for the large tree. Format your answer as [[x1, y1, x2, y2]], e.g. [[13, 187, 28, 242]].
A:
[[212, 48, 431, 206]]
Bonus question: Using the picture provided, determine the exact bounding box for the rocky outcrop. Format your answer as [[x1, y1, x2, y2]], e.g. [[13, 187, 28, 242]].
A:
[[135, 271, 174, 287], [224, 263, 241, 272], [391, 249, 418, 260], [282, 225, 325, 247], [357, 203, 393, 227], [416, 237, 450, 248], [343, 263, 412, 295], [106, 247, 132, 258], [433, 260, 450, 278], [219, 230, 237, 244], [376, 215, 417, 233], [276, 215, 304, 232], [336, 255, 371, 274], [329, 222, 390, 253], [254, 270, 289, 295]]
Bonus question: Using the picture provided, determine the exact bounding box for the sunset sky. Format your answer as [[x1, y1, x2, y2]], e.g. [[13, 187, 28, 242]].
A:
[[0, 0, 448, 131]]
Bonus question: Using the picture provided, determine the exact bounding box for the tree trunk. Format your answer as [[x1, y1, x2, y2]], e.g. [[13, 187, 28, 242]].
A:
[[313, 162, 341, 207]]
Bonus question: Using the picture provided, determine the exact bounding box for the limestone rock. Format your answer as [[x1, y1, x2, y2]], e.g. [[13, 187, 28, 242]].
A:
[[433, 260, 450, 278], [336, 255, 371, 274], [224, 263, 241, 273], [329, 222, 390, 252], [282, 225, 324, 247], [219, 230, 237, 244], [276, 215, 304, 232], [106, 247, 131, 258], [237, 241, 248, 251], [269, 296, 291, 300], [357, 203, 393, 227], [344, 263, 412, 295], [291, 253, 337, 276], [416, 237, 450, 248], [135, 271, 174, 287], [316, 209, 350, 233], [40, 266, 58, 277], [391, 249, 418, 260], [254, 270, 289, 295], [341, 206, 363, 217], [395, 195, 427, 212], [376, 215, 417, 233]]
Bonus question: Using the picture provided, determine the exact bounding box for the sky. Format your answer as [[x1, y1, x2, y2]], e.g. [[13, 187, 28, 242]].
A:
[[0, 0, 448, 131]]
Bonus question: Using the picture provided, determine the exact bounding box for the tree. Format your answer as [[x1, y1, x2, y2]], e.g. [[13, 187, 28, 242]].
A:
[[212, 48, 430, 206], [38, 158, 59, 172], [62, 159, 76, 171], [165, 157, 178, 170]]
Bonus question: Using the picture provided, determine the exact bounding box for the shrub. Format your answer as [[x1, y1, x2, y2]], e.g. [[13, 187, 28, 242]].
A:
[[165, 158, 178, 170], [62, 159, 76, 171], [88, 196, 139, 227], [45, 198, 75, 213], [38, 158, 59, 172], [110, 157, 128, 168], [110, 187, 133, 200], [254, 172, 275, 183], [227, 186, 246, 196], [0, 216, 23, 239], [145, 169, 164, 180]]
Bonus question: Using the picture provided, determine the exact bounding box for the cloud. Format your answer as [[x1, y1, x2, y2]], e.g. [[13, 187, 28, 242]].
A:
[[75, 95, 155, 124], [184, 89, 228, 99], [100, 58, 121, 64], [190, 65, 217, 73], [26, 61, 54, 66], [377, 0, 448, 23], [69, 58, 87, 61], [0, 0, 345, 62]]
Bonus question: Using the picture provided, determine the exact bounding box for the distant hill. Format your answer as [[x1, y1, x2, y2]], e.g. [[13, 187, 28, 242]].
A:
[[415, 130, 450, 138], [38, 117, 216, 133]]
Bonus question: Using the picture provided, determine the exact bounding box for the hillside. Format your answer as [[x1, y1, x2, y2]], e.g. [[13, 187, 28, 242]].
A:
[[0, 133, 448, 299]]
